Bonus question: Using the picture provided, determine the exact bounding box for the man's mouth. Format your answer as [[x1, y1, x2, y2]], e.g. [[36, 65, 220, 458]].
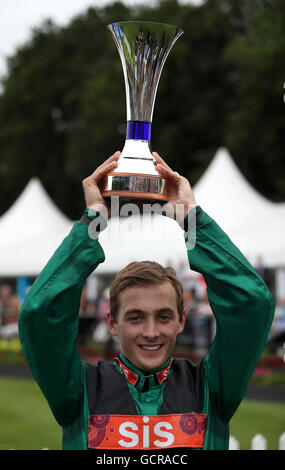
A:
[[139, 345, 162, 351]]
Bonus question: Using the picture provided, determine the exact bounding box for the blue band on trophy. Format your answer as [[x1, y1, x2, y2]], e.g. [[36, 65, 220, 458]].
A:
[[126, 121, 151, 141]]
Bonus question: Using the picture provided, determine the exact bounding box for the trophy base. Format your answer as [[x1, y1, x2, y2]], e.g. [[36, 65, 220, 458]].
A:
[[102, 172, 168, 203]]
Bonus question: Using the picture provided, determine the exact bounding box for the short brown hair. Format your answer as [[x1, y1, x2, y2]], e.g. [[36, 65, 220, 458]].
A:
[[109, 261, 184, 321]]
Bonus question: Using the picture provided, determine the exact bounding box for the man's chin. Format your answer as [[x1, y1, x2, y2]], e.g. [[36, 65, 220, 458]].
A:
[[135, 346, 167, 371]]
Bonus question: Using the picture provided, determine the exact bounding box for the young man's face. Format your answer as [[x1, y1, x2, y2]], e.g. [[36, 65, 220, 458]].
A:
[[107, 282, 185, 372]]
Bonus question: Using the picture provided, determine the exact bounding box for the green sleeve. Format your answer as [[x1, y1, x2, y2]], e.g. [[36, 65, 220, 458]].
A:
[[18, 215, 105, 427], [185, 206, 275, 422]]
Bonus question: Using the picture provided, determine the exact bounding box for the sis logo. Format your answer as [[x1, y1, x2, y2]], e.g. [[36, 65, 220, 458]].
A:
[[88, 413, 206, 450]]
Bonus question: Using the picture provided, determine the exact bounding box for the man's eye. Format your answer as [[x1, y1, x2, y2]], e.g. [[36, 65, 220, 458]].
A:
[[129, 316, 140, 322], [160, 315, 170, 321]]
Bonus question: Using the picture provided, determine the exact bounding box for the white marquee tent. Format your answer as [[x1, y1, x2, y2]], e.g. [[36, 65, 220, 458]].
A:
[[0, 148, 284, 277], [0, 178, 73, 276], [193, 147, 285, 267]]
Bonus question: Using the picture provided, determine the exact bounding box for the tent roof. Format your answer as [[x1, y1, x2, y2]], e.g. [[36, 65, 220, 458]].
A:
[[193, 148, 285, 266], [0, 178, 73, 276], [193, 147, 274, 233]]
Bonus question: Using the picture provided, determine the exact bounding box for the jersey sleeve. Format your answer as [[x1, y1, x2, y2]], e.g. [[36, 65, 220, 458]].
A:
[[18, 216, 105, 426], [184, 206, 274, 422]]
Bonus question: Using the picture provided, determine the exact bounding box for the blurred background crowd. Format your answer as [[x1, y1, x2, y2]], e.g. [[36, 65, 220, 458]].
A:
[[1, 255, 284, 360]]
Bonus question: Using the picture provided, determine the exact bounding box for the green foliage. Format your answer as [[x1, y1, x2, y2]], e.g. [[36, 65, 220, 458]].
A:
[[0, 338, 25, 364], [224, 0, 285, 201], [0, 0, 284, 219]]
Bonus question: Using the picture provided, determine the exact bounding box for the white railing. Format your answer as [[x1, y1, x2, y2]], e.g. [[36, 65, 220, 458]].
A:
[[229, 432, 285, 450]]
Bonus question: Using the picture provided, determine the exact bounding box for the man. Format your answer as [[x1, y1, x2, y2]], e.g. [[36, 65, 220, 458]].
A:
[[19, 151, 274, 451]]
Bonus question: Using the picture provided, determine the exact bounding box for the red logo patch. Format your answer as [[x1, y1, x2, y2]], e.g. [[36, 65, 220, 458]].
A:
[[88, 413, 207, 450]]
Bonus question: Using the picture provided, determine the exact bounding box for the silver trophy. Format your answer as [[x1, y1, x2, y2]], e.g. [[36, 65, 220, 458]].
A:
[[102, 21, 183, 202]]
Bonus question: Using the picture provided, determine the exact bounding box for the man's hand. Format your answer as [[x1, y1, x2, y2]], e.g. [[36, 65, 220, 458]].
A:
[[153, 152, 197, 223], [82, 151, 120, 218]]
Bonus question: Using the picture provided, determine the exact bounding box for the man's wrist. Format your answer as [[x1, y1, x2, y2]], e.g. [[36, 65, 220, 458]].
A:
[[80, 208, 100, 225], [80, 208, 108, 238], [178, 203, 197, 224], [179, 205, 203, 232], [179, 205, 203, 251], [87, 203, 109, 220]]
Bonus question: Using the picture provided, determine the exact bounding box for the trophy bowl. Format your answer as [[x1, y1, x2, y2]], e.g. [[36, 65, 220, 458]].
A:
[[102, 21, 183, 203]]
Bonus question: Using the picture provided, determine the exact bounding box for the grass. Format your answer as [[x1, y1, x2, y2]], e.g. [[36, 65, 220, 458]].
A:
[[0, 377, 61, 450], [0, 376, 284, 450], [230, 400, 285, 450]]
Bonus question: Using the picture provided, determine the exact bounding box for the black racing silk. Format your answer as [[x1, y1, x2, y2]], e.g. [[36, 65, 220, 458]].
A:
[[85, 358, 205, 415]]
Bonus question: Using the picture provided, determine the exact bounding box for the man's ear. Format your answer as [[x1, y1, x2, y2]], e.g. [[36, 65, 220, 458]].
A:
[[178, 309, 186, 334], [107, 312, 118, 336]]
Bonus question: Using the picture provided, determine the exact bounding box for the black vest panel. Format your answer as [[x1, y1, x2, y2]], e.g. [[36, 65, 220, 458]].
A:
[[85, 358, 205, 416]]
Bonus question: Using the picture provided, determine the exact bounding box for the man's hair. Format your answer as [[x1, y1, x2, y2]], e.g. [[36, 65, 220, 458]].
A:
[[109, 261, 184, 321]]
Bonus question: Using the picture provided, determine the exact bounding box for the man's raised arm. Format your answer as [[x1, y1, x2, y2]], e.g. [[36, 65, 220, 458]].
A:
[[18, 152, 120, 426], [155, 152, 274, 423]]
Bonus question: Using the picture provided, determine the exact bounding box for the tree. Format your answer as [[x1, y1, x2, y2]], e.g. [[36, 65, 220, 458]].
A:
[[0, 3, 132, 218], [224, 0, 285, 201], [0, 0, 284, 220]]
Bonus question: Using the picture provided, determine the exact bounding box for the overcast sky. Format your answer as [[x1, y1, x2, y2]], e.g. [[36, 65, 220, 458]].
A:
[[0, 0, 202, 79]]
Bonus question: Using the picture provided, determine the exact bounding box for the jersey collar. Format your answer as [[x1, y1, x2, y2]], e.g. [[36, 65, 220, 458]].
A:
[[113, 354, 173, 387]]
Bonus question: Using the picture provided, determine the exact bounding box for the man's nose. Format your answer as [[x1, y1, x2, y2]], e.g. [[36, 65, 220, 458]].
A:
[[142, 318, 159, 338]]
